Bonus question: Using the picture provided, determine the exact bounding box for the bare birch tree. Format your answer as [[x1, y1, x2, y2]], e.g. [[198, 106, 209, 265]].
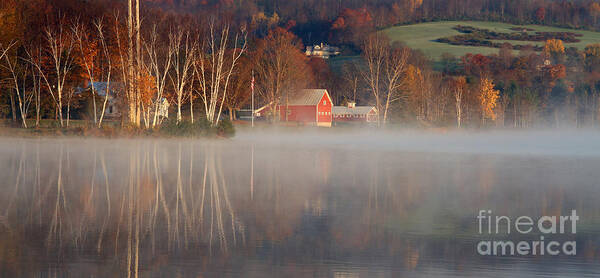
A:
[[169, 29, 196, 123], [360, 33, 388, 126], [145, 25, 172, 127], [94, 18, 113, 128], [1, 41, 34, 127], [382, 45, 409, 124], [195, 24, 247, 125], [27, 23, 76, 127], [453, 76, 467, 128], [32, 61, 42, 127], [72, 20, 100, 124]]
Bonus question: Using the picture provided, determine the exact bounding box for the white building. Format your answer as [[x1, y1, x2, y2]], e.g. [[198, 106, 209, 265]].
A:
[[305, 43, 341, 59]]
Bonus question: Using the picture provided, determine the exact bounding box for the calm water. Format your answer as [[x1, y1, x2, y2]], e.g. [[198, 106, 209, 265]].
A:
[[0, 131, 599, 277]]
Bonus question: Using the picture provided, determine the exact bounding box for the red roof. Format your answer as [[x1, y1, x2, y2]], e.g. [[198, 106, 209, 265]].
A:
[[286, 89, 331, 105]]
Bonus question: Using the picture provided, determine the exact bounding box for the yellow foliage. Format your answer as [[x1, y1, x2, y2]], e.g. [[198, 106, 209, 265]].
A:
[[251, 11, 279, 26], [409, 0, 423, 12], [590, 2, 600, 15], [584, 44, 600, 58], [404, 64, 423, 90], [544, 39, 565, 56], [479, 78, 499, 120]]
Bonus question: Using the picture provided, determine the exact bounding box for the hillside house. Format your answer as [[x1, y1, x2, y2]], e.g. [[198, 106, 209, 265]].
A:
[[305, 43, 341, 59]]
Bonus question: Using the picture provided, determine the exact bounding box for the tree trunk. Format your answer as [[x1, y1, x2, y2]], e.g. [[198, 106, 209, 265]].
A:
[[36, 91, 40, 128], [456, 99, 461, 128], [177, 98, 182, 123], [190, 98, 194, 124], [92, 91, 97, 124], [66, 99, 71, 127], [58, 90, 63, 127], [135, 0, 141, 127], [9, 92, 16, 123], [127, 0, 136, 126]]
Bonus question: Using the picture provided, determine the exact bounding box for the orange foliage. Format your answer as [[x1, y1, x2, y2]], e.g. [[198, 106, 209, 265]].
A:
[[546, 64, 566, 80], [590, 2, 600, 17], [408, 0, 423, 13], [544, 39, 565, 57], [331, 8, 373, 30], [536, 7, 546, 22], [0, 0, 21, 44], [479, 78, 500, 120], [405, 64, 424, 91], [137, 69, 157, 107], [76, 40, 99, 81]]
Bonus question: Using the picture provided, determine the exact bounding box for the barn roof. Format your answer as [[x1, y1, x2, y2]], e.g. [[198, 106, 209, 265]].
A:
[[287, 89, 331, 105], [333, 106, 377, 116]]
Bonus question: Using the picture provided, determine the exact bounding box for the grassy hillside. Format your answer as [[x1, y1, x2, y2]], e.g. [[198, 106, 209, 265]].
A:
[[383, 21, 600, 59]]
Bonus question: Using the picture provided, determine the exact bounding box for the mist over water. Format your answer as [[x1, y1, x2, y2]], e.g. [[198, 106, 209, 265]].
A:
[[1, 130, 600, 277]]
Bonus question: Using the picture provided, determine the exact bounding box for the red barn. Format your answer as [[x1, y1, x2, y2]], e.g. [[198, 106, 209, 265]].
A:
[[256, 89, 333, 127]]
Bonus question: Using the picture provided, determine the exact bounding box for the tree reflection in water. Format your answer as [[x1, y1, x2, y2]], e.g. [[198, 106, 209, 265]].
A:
[[0, 138, 599, 277]]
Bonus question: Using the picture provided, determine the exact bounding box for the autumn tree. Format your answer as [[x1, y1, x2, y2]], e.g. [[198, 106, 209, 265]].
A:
[[462, 53, 491, 77], [0, 0, 21, 46], [544, 39, 565, 62], [543, 64, 566, 91], [404, 64, 429, 122], [223, 55, 252, 121], [330, 8, 374, 46], [72, 20, 101, 124], [535, 7, 546, 23], [138, 67, 158, 127], [478, 77, 500, 124], [253, 27, 311, 121], [590, 2, 600, 25], [407, 0, 424, 14], [584, 44, 600, 72]]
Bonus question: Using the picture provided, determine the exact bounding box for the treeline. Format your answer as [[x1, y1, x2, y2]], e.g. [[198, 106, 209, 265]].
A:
[[0, 0, 303, 129], [2, 0, 600, 130], [143, 0, 600, 48], [346, 36, 600, 128]]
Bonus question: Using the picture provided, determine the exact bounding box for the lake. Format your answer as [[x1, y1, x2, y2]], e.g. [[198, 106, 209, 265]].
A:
[[1, 130, 599, 277]]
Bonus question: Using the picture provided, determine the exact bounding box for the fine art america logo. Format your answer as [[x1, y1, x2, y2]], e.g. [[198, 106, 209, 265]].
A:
[[476, 210, 578, 256]]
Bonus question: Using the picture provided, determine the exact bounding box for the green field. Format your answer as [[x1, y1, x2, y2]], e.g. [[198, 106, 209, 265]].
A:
[[383, 21, 600, 59]]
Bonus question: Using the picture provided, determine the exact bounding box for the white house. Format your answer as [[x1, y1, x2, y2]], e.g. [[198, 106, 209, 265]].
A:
[[305, 43, 341, 59]]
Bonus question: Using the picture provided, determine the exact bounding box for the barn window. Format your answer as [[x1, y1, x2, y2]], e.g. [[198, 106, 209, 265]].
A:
[[323, 100, 326, 105]]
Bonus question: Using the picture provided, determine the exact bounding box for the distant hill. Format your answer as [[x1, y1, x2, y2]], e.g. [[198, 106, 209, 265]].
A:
[[383, 21, 600, 60]]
